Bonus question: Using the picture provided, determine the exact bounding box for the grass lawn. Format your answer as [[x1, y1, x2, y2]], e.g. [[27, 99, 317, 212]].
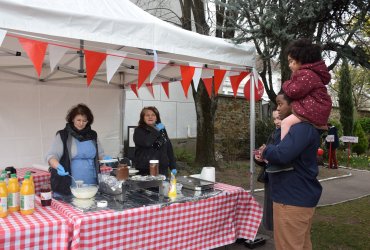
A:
[[312, 196, 370, 250]]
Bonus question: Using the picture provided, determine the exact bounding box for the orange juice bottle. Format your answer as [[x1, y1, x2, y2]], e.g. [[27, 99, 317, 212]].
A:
[[1, 170, 8, 185], [0, 177, 8, 218], [168, 169, 177, 199], [25, 171, 35, 189], [20, 175, 35, 215], [7, 174, 20, 212]]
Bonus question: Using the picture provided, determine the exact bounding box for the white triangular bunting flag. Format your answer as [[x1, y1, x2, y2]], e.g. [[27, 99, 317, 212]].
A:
[[49, 44, 69, 72], [0, 29, 6, 47], [153, 50, 158, 71], [189, 62, 203, 92], [221, 66, 230, 83], [149, 58, 169, 83], [106, 49, 127, 84], [228, 68, 240, 77]]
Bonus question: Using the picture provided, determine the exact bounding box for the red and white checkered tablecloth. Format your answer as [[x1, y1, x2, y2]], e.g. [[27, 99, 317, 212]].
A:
[[52, 182, 262, 250], [0, 197, 69, 250]]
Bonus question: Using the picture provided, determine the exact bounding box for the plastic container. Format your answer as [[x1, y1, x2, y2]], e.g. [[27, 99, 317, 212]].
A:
[[168, 169, 177, 199], [20, 175, 35, 215], [0, 177, 8, 218], [7, 173, 20, 212]]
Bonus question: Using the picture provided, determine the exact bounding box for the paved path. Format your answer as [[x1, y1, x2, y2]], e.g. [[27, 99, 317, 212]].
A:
[[214, 168, 370, 250]]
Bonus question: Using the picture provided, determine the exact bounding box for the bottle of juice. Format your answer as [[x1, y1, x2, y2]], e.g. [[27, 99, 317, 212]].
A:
[[1, 170, 8, 185], [0, 177, 8, 218], [20, 175, 35, 215], [25, 171, 35, 189], [168, 169, 177, 199], [7, 174, 20, 212]]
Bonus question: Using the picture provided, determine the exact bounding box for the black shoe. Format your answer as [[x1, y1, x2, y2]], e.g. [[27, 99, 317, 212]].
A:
[[266, 164, 294, 173]]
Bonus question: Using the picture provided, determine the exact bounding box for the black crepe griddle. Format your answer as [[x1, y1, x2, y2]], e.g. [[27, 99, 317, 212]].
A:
[[177, 176, 214, 191]]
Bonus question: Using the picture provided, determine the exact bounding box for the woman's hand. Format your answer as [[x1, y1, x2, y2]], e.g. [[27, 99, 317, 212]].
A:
[[56, 164, 69, 176]]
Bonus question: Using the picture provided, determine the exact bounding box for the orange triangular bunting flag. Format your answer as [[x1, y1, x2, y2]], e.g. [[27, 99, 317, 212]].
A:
[[202, 78, 213, 98], [180, 65, 195, 97], [213, 69, 227, 94], [138, 60, 155, 89], [18, 37, 48, 77], [229, 71, 249, 97], [85, 50, 106, 86], [146, 83, 155, 98], [130, 84, 139, 97], [161, 81, 170, 98]]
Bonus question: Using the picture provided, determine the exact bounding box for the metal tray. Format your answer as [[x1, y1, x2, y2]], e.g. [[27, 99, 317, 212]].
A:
[[177, 176, 214, 191]]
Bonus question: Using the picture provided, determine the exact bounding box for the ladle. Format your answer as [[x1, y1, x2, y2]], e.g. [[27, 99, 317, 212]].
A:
[[68, 174, 84, 188]]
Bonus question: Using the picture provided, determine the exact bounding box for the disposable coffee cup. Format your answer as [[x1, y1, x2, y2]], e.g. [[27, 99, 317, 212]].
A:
[[149, 160, 159, 176]]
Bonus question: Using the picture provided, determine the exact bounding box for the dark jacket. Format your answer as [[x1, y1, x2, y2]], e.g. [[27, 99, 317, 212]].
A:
[[255, 128, 281, 182], [133, 125, 176, 177], [263, 122, 323, 207], [50, 129, 100, 195], [325, 126, 339, 149]]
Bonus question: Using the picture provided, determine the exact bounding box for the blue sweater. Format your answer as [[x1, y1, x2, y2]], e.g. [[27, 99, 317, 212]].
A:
[[263, 122, 322, 207]]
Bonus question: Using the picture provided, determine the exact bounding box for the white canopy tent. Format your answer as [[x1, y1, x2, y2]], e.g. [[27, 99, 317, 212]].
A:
[[0, 0, 257, 191]]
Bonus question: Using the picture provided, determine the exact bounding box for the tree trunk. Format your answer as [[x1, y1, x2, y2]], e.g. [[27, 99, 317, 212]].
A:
[[280, 40, 291, 83], [193, 81, 218, 166]]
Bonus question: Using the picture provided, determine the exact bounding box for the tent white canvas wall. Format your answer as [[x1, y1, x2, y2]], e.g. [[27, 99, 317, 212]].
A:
[[0, 0, 256, 169]]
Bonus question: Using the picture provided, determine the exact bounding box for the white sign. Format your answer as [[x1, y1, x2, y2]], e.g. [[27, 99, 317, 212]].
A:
[[326, 135, 335, 142], [339, 136, 358, 143]]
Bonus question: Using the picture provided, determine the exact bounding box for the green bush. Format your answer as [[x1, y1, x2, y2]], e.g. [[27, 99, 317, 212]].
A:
[[173, 148, 195, 165], [358, 117, 370, 149], [352, 121, 368, 155], [358, 117, 370, 134]]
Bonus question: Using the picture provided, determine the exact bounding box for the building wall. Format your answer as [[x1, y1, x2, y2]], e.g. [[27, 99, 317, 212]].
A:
[[329, 107, 370, 121], [214, 95, 261, 160]]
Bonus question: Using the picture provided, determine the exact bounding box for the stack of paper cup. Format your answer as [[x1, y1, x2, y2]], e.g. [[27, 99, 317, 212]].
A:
[[200, 167, 215, 182]]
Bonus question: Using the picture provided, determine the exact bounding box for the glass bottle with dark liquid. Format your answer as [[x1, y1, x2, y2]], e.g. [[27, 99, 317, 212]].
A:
[[40, 183, 52, 206]]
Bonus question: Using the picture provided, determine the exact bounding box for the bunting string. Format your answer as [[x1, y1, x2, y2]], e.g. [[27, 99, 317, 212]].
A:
[[1, 30, 263, 100]]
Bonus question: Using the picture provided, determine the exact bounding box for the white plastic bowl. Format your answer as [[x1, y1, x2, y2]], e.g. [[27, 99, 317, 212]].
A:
[[70, 184, 98, 199]]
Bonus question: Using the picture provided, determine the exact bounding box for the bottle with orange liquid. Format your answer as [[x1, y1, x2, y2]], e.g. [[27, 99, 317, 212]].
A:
[[7, 173, 20, 212], [0, 177, 8, 218], [168, 169, 177, 200], [1, 170, 8, 185], [25, 171, 35, 190], [20, 175, 35, 215]]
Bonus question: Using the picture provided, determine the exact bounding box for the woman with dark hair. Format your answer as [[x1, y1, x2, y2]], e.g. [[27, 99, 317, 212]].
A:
[[133, 106, 176, 177], [281, 38, 332, 140], [46, 103, 106, 195]]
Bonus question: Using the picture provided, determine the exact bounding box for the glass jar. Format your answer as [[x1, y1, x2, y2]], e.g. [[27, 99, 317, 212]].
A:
[[40, 183, 52, 206], [149, 160, 159, 176], [116, 164, 129, 180]]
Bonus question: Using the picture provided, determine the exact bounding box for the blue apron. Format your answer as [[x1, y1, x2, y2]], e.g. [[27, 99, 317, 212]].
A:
[[71, 140, 97, 185]]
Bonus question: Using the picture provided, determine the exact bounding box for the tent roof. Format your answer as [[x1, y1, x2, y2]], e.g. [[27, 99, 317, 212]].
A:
[[0, 0, 256, 89], [0, 0, 255, 67]]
